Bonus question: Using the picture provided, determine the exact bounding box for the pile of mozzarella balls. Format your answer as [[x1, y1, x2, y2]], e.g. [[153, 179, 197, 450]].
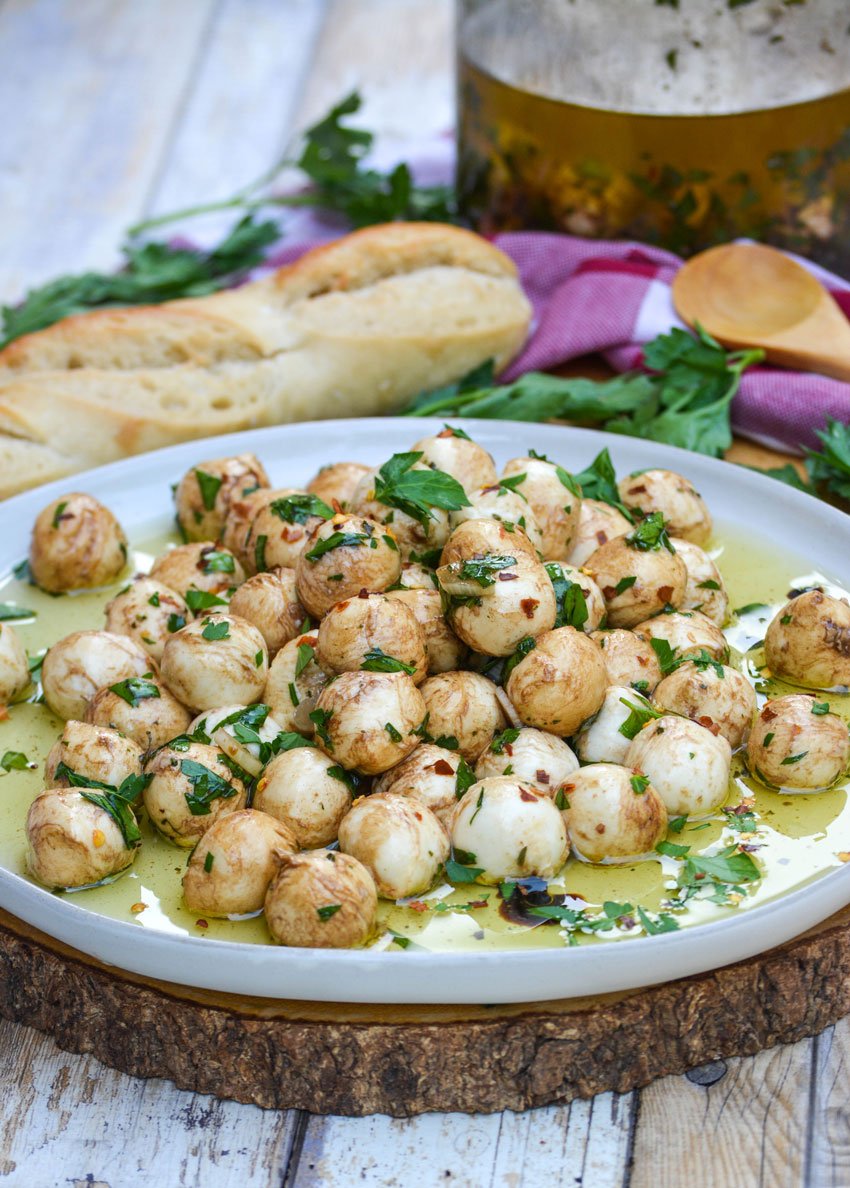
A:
[[19, 430, 850, 950]]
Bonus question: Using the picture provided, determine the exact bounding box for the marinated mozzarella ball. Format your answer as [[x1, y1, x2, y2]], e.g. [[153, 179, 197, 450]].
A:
[[372, 743, 467, 824], [0, 622, 31, 703], [585, 535, 687, 629], [350, 464, 452, 557], [45, 720, 143, 791], [338, 792, 449, 899], [626, 715, 732, 817], [42, 630, 150, 721], [591, 628, 663, 694], [560, 764, 667, 863], [506, 627, 607, 736], [148, 542, 245, 600], [104, 576, 190, 662], [263, 632, 328, 734], [254, 748, 353, 847], [450, 776, 568, 883], [221, 487, 273, 569], [567, 499, 631, 567], [654, 662, 757, 750], [189, 704, 286, 778], [449, 485, 544, 554], [441, 517, 539, 567], [174, 454, 269, 543], [634, 610, 729, 663], [227, 568, 307, 657], [419, 671, 507, 761], [617, 469, 712, 545], [574, 686, 651, 765], [474, 727, 579, 793], [86, 677, 191, 752], [295, 514, 401, 618], [764, 590, 850, 690], [545, 562, 606, 632], [747, 695, 850, 791], [671, 538, 729, 626], [394, 561, 439, 591], [313, 671, 426, 775], [182, 809, 296, 917], [264, 849, 378, 949], [143, 742, 247, 846], [306, 461, 372, 510], [244, 489, 332, 574], [438, 551, 556, 657], [501, 456, 582, 560], [29, 493, 127, 593], [411, 429, 497, 491], [316, 592, 427, 684], [160, 614, 267, 712], [386, 588, 466, 674], [26, 787, 138, 889]]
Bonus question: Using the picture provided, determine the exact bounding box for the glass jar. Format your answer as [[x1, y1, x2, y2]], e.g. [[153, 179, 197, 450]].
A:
[[457, 0, 850, 271]]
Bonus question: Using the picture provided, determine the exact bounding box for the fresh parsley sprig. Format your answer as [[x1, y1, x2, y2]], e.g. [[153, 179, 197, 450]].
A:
[[372, 452, 470, 528]]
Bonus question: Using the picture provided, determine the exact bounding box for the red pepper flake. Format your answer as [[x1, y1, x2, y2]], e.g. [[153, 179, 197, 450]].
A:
[[406, 900, 430, 912], [469, 899, 488, 909], [130, 902, 146, 914], [627, 484, 647, 495], [595, 823, 606, 834], [196, 919, 209, 929], [437, 428, 454, 439], [761, 705, 778, 721], [519, 787, 537, 802], [358, 588, 370, 599], [281, 525, 304, 543], [430, 759, 455, 776], [596, 531, 608, 545], [498, 572, 518, 582], [336, 601, 350, 612], [657, 585, 674, 602], [536, 769, 550, 784], [520, 598, 539, 619], [602, 586, 618, 600], [698, 716, 720, 735], [297, 634, 318, 647]]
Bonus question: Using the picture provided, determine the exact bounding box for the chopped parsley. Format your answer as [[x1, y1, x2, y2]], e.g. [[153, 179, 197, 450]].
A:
[[180, 759, 238, 816], [490, 727, 521, 755], [310, 708, 334, 749], [305, 530, 370, 562], [317, 904, 342, 921], [360, 647, 416, 675], [626, 511, 674, 553], [201, 549, 236, 574], [270, 493, 334, 524], [384, 722, 403, 743], [185, 589, 228, 612], [546, 563, 589, 631], [109, 676, 160, 708], [201, 619, 230, 641], [372, 451, 470, 528], [454, 554, 517, 587], [194, 469, 223, 511]]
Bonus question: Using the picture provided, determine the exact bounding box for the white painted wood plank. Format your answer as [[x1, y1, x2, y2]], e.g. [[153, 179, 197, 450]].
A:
[[0, 1018, 298, 1187], [0, 0, 216, 300], [807, 1019, 850, 1187]]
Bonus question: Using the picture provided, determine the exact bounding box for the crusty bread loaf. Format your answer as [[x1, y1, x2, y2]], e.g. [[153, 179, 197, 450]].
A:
[[0, 224, 531, 498]]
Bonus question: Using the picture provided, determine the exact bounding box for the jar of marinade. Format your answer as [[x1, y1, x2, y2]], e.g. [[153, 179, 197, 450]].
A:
[[457, 0, 850, 271]]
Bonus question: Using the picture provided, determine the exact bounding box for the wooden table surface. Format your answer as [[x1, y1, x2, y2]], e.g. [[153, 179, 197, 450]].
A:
[[1, 2, 847, 1185]]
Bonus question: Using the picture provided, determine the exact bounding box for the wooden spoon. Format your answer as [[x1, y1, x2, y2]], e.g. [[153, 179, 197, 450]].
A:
[[672, 242, 850, 383]]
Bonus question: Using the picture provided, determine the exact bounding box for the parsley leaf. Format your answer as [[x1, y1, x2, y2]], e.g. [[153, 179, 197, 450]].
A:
[[185, 589, 228, 612], [806, 418, 850, 502], [270, 494, 334, 524], [372, 452, 470, 528], [360, 647, 416, 675], [201, 619, 230, 642], [0, 751, 31, 771], [109, 676, 160, 708], [626, 511, 674, 552], [305, 531, 369, 562], [618, 695, 663, 740], [490, 727, 521, 755], [545, 563, 589, 631], [0, 604, 35, 622], [453, 555, 517, 588], [180, 759, 238, 816], [194, 470, 222, 511]]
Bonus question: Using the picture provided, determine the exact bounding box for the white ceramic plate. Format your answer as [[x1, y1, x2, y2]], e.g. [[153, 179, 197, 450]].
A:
[[1, 417, 849, 1004]]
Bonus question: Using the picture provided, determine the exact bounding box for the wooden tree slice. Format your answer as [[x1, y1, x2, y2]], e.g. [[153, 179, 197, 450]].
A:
[[0, 905, 849, 1116]]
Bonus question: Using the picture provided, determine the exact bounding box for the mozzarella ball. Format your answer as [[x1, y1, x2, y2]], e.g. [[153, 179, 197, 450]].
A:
[[189, 704, 286, 778], [671, 538, 729, 626], [506, 627, 607, 736], [654, 662, 757, 749], [411, 430, 497, 491], [386, 588, 467, 674], [372, 743, 467, 824], [350, 465, 451, 557], [585, 536, 687, 628], [174, 454, 269, 543], [316, 592, 427, 684], [574, 685, 650, 765], [306, 461, 372, 510], [567, 499, 631, 567], [104, 576, 190, 662], [143, 741, 247, 846], [148, 542, 244, 599], [591, 628, 663, 694], [42, 630, 150, 721], [450, 776, 568, 883], [474, 727, 579, 793], [295, 514, 401, 618], [313, 671, 426, 775], [338, 792, 449, 899], [764, 590, 850, 690], [160, 613, 267, 712], [441, 518, 539, 567], [438, 551, 556, 657], [626, 715, 732, 817], [263, 632, 328, 734], [419, 671, 507, 761], [26, 787, 137, 889], [0, 622, 31, 703], [182, 809, 296, 917], [222, 487, 274, 568], [394, 561, 439, 591], [86, 677, 191, 752], [634, 610, 729, 663], [545, 561, 606, 632], [29, 493, 127, 593], [449, 485, 544, 554], [560, 764, 667, 863], [264, 849, 378, 948], [227, 568, 307, 658], [45, 720, 143, 791], [244, 488, 332, 575], [254, 748, 353, 847], [747, 695, 850, 791], [617, 469, 712, 545], [501, 457, 582, 560]]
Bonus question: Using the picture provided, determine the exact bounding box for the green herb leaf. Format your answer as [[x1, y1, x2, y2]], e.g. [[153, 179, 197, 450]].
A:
[[167, 612, 186, 633], [734, 602, 768, 617], [453, 554, 517, 588], [317, 903, 342, 921], [626, 511, 674, 553], [497, 473, 527, 495], [503, 635, 536, 681], [490, 727, 521, 755], [254, 533, 268, 572], [781, 751, 809, 765], [201, 619, 230, 642], [305, 530, 369, 562], [270, 493, 334, 524], [109, 676, 160, 708], [656, 838, 690, 857], [455, 757, 476, 798], [0, 751, 30, 771], [195, 469, 223, 511], [0, 604, 35, 622], [180, 758, 238, 816], [360, 647, 416, 675], [204, 851, 215, 873], [618, 695, 663, 740], [630, 774, 650, 795], [295, 641, 316, 677], [545, 563, 590, 631], [445, 856, 484, 883], [201, 549, 235, 574], [806, 418, 850, 502], [681, 846, 760, 887], [812, 702, 831, 715], [384, 722, 403, 743], [373, 452, 470, 528], [185, 589, 228, 612], [615, 575, 637, 595], [310, 708, 334, 749], [327, 765, 361, 794], [636, 906, 680, 935]]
